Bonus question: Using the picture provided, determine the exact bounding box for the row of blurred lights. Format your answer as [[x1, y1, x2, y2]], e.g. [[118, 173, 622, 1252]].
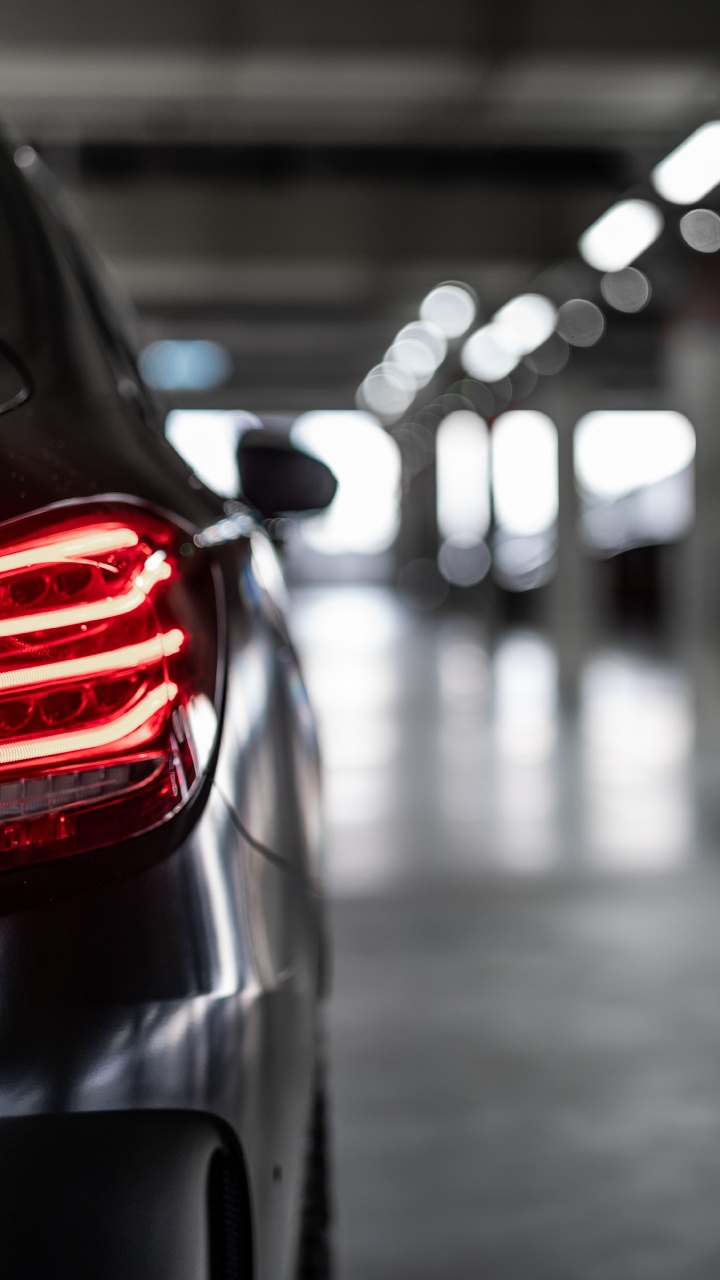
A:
[[139, 123, 720, 398], [353, 119, 720, 429], [153, 122, 716, 611], [458, 121, 720, 380], [358, 120, 720, 598], [357, 283, 477, 421]]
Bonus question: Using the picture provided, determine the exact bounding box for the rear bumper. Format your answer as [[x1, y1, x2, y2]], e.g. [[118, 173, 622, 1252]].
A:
[[0, 784, 321, 1280], [0, 1109, 251, 1280]]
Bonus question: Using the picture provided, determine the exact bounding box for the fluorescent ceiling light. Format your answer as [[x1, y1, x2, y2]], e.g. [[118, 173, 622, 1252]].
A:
[[358, 363, 416, 420], [461, 326, 519, 381], [461, 294, 556, 383], [387, 320, 446, 381], [579, 200, 664, 272], [652, 122, 720, 205], [492, 294, 557, 357], [420, 283, 476, 338]]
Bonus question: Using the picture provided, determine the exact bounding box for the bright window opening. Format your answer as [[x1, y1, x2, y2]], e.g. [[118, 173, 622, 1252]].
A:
[[492, 412, 558, 536], [575, 411, 696, 499], [491, 412, 558, 592], [574, 410, 696, 554], [165, 409, 261, 499], [436, 411, 491, 587], [436, 412, 490, 541], [291, 411, 401, 556]]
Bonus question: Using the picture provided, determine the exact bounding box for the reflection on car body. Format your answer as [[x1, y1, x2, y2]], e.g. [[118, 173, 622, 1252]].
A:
[[0, 138, 336, 1280]]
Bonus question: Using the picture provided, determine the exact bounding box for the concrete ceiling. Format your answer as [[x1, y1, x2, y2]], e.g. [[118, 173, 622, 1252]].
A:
[[0, 1, 716, 408], [0, 50, 716, 148]]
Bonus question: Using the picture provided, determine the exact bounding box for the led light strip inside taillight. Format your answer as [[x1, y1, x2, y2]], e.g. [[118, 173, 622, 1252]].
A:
[[0, 506, 218, 868]]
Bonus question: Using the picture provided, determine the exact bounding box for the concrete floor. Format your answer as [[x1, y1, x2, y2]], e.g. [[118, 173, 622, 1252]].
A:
[[291, 587, 720, 1280]]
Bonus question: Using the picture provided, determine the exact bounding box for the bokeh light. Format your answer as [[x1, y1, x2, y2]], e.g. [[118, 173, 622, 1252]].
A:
[[579, 200, 664, 272], [438, 535, 491, 587], [680, 208, 720, 253], [140, 339, 232, 391], [492, 294, 557, 358], [461, 326, 519, 381], [555, 299, 605, 347], [387, 320, 447, 383], [652, 122, 720, 205], [420, 282, 477, 338], [358, 362, 416, 421], [600, 268, 652, 312]]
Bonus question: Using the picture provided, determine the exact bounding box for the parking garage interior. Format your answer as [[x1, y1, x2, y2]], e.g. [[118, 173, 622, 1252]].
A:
[[6, 2, 720, 1276]]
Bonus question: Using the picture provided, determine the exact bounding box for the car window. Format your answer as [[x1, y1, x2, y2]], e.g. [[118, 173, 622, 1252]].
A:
[[11, 145, 156, 417]]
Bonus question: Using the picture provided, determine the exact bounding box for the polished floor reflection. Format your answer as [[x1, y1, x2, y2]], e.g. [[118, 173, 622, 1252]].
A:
[[292, 588, 696, 891], [291, 587, 720, 1280]]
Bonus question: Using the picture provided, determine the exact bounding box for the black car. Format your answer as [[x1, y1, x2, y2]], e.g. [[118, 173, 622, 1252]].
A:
[[0, 138, 336, 1280]]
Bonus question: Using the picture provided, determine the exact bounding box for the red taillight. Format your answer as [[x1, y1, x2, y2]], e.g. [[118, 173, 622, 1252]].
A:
[[0, 502, 219, 869]]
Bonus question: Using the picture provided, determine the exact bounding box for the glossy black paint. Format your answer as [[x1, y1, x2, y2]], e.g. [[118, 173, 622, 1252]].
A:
[[0, 141, 327, 1279], [0, 1111, 252, 1280]]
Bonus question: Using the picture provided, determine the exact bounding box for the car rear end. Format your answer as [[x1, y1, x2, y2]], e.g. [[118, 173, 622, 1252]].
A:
[[0, 140, 326, 1280]]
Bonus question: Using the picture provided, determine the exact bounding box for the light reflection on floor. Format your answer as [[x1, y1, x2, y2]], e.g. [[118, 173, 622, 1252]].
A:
[[582, 652, 694, 869], [290, 586, 720, 1280], [291, 586, 696, 891]]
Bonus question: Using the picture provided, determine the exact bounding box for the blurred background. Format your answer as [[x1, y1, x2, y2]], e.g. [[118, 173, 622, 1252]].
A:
[[7, 3, 720, 1276]]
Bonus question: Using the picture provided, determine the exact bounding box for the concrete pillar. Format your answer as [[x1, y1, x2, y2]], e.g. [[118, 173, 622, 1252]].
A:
[[665, 322, 720, 646], [665, 321, 720, 751], [532, 374, 596, 706]]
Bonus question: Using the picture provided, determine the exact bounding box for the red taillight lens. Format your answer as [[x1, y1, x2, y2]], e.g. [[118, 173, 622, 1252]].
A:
[[0, 502, 219, 869]]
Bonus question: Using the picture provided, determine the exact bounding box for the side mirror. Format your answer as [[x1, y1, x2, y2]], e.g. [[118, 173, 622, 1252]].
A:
[[238, 429, 337, 518]]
